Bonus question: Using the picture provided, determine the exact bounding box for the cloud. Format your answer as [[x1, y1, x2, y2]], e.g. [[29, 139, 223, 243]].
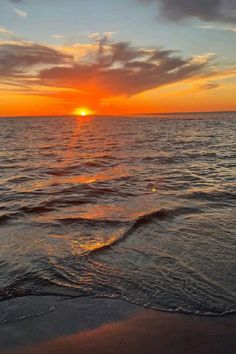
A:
[[39, 39, 214, 98], [140, 0, 236, 24], [14, 8, 27, 18], [1, 38, 232, 113], [0, 42, 72, 77], [0, 28, 22, 42], [0, 27, 13, 36], [200, 81, 220, 90], [52, 34, 65, 40], [196, 24, 236, 33], [88, 32, 115, 41]]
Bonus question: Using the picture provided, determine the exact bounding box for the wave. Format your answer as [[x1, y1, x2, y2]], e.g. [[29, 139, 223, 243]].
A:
[[0, 285, 80, 303], [0, 286, 32, 301], [55, 217, 126, 227], [0, 212, 16, 224], [142, 156, 175, 163], [182, 190, 236, 202], [56, 206, 199, 230], [0, 186, 136, 225], [19, 195, 90, 214], [0, 285, 235, 318], [0, 204, 234, 318], [88, 207, 200, 256], [7, 176, 35, 184]]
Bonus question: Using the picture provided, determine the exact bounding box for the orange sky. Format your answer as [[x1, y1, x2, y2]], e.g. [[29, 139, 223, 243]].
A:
[[1, 74, 236, 117], [1, 35, 236, 117]]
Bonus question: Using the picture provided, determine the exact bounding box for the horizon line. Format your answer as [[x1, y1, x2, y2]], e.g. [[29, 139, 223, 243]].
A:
[[0, 110, 235, 119]]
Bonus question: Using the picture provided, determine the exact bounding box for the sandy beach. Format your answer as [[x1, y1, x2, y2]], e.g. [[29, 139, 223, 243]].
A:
[[1, 297, 236, 354]]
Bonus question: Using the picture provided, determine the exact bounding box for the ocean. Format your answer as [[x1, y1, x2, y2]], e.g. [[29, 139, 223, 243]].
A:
[[0, 112, 235, 319]]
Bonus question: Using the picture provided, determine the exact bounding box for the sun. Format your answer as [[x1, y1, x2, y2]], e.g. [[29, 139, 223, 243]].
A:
[[72, 107, 93, 117]]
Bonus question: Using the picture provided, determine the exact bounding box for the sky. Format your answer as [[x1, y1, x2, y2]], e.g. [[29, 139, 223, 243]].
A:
[[0, 0, 236, 116]]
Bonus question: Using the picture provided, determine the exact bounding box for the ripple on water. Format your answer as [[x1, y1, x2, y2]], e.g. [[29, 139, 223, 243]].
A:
[[0, 114, 235, 316]]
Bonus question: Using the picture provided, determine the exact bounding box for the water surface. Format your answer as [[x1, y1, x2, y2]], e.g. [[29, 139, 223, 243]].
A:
[[0, 112, 235, 316]]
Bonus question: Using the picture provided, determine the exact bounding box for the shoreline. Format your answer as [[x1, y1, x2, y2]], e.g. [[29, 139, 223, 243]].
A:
[[1, 296, 236, 354]]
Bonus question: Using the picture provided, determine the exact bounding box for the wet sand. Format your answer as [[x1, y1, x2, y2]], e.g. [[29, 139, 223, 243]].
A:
[[2, 297, 236, 354]]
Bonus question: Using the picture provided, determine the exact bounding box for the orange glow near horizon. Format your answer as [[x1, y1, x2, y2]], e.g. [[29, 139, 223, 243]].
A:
[[72, 107, 94, 117], [1, 33, 236, 118], [1, 74, 236, 118]]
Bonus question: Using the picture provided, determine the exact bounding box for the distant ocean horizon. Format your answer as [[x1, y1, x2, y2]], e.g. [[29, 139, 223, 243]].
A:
[[1, 110, 236, 119], [0, 111, 235, 320]]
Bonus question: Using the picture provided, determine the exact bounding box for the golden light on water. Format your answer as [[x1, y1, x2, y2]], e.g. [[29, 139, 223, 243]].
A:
[[72, 107, 94, 117]]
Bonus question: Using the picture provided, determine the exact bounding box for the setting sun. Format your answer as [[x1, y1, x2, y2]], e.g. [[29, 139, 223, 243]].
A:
[[72, 107, 93, 117]]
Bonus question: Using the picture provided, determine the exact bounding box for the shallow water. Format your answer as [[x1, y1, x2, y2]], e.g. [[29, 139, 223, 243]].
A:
[[0, 112, 235, 316]]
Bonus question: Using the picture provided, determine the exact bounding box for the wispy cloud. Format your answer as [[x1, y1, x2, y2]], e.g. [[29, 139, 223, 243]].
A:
[[14, 8, 27, 18], [0, 27, 19, 41], [88, 32, 115, 41], [0, 41, 72, 77], [199, 81, 220, 91], [52, 35, 65, 40], [0, 27, 13, 36], [196, 24, 236, 33], [51, 32, 115, 46]]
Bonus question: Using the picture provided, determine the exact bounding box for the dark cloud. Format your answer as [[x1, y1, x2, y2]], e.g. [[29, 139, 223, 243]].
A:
[[141, 0, 236, 23], [200, 81, 220, 90], [0, 42, 72, 77], [96, 40, 153, 68], [0, 39, 216, 107], [110, 42, 147, 63], [39, 40, 213, 97]]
